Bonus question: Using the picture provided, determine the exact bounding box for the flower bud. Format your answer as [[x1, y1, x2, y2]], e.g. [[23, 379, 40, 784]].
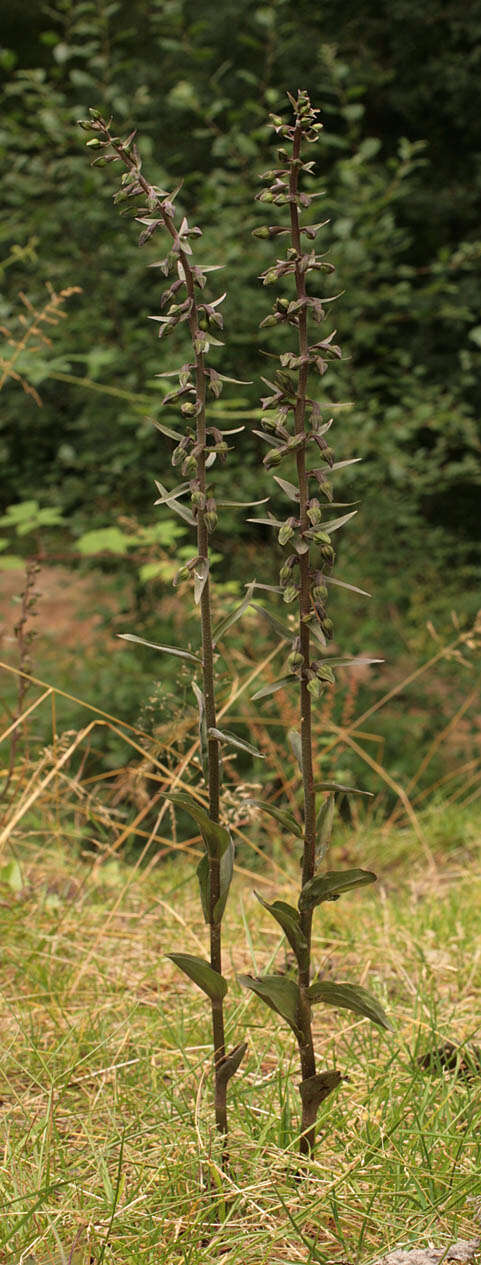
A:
[[252, 226, 270, 239], [264, 448, 283, 468], [307, 498, 322, 526], [278, 517, 296, 546], [312, 581, 328, 603], [279, 557, 296, 585], [282, 584, 298, 604], [320, 446, 334, 465], [205, 510, 218, 533], [321, 617, 334, 640], [172, 439, 188, 466], [306, 673, 325, 700], [313, 662, 335, 685], [182, 454, 198, 478], [86, 138, 103, 149], [190, 489, 205, 509], [312, 529, 331, 546], [287, 651, 304, 673], [320, 544, 335, 567], [181, 401, 197, 416]]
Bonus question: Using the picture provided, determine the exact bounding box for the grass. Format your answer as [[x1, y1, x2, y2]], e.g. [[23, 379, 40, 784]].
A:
[[1, 811, 480, 1264]]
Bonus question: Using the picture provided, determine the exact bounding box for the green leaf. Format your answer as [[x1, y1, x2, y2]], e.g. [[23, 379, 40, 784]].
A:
[[139, 561, 176, 583], [196, 853, 210, 922], [153, 481, 189, 506], [251, 603, 296, 643], [191, 681, 208, 781], [208, 727, 264, 758], [300, 868, 377, 912], [330, 457, 363, 472], [154, 480, 195, 525], [313, 781, 373, 796], [166, 792, 231, 857], [167, 953, 227, 1001], [250, 676, 293, 701], [248, 799, 303, 837], [255, 893, 308, 964], [246, 516, 283, 529], [240, 974, 300, 1034], [308, 980, 392, 1030], [0, 554, 24, 571], [118, 633, 201, 664], [299, 1070, 342, 1113], [196, 836, 234, 924], [0, 859, 23, 892], [325, 576, 371, 598], [77, 527, 131, 555], [217, 1041, 248, 1086], [0, 500, 38, 526], [217, 498, 269, 507], [193, 558, 209, 606], [288, 729, 303, 773], [152, 419, 184, 441], [273, 475, 299, 502], [213, 581, 256, 643], [316, 509, 358, 534], [315, 795, 335, 864]]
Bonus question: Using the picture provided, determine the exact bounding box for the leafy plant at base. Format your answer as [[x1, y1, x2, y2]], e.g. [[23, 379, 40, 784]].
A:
[[240, 92, 392, 1159], [78, 109, 253, 1160]]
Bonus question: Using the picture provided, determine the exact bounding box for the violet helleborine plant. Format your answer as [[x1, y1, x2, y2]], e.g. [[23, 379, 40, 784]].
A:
[[77, 109, 266, 1158], [240, 92, 392, 1159], [78, 93, 392, 1169]]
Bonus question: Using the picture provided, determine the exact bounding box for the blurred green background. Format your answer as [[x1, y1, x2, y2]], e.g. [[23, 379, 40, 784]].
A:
[[1, 0, 480, 796]]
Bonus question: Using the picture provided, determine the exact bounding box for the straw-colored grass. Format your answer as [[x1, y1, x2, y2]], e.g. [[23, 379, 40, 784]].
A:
[[1, 807, 480, 1264]]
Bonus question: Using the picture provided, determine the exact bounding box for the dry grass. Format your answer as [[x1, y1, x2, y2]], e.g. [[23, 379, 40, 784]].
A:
[[0, 619, 480, 1262], [0, 807, 480, 1264]]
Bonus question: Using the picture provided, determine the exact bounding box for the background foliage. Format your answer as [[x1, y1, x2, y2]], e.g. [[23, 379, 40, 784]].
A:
[[1, 0, 480, 772]]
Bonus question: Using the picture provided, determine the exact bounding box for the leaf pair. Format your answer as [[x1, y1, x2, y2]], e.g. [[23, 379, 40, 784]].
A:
[[164, 789, 235, 924], [240, 972, 392, 1032]]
